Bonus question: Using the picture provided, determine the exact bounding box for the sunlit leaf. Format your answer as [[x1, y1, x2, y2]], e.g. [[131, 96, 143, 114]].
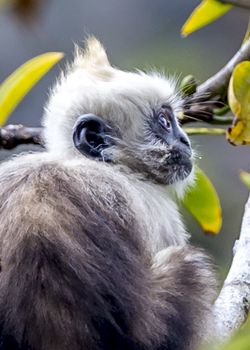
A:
[[0, 52, 64, 126], [181, 0, 232, 37], [227, 61, 250, 145], [239, 171, 250, 189], [182, 166, 222, 234]]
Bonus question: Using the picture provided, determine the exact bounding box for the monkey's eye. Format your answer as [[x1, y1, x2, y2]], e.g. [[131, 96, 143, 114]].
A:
[[158, 113, 171, 132]]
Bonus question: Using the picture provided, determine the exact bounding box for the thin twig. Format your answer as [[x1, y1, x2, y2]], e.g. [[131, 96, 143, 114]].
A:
[[184, 127, 226, 135], [211, 116, 233, 125]]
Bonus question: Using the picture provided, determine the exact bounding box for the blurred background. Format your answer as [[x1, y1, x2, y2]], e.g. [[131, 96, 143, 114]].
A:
[[0, 0, 249, 273]]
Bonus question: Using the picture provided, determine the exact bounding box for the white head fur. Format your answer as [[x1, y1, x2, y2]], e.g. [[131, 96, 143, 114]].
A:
[[43, 36, 194, 191], [43, 38, 180, 153]]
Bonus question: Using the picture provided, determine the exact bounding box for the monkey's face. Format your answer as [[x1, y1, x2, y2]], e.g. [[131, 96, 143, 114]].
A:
[[72, 102, 192, 185], [118, 104, 193, 185], [43, 37, 193, 185]]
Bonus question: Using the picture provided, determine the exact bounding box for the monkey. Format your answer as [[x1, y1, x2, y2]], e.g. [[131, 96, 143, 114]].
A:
[[0, 37, 216, 350]]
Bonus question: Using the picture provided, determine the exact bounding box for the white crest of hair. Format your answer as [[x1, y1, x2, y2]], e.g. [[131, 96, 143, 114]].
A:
[[42, 36, 191, 253]]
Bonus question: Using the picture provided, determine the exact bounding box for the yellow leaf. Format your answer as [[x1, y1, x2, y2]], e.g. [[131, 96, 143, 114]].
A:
[[239, 171, 250, 189], [182, 166, 222, 234], [227, 61, 250, 145], [0, 52, 64, 126], [181, 0, 232, 37]]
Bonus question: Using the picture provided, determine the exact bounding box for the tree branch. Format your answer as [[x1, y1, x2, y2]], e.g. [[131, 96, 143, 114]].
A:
[[212, 194, 250, 340], [197, 39, 250, 97], [182, 39, 250, 124], [0, 123, 227, 149], [3, 43, 250, 144], [0, 124, 43, 149]]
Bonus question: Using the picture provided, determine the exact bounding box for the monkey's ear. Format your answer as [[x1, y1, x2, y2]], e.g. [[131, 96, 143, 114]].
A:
[[74, 37, 111, 69], [73, 114, 114, 160]]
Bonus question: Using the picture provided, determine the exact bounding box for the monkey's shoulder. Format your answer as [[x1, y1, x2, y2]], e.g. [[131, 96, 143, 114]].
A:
[[0, 152, 127, 197], [0, 152, 187, 251], [0, 152, 138, 231]]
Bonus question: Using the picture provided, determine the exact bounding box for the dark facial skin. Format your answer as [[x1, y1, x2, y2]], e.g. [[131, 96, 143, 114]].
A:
[[151, 105, 191, 159], [144, 104, 193, 183], [73, 107, 193, 185]]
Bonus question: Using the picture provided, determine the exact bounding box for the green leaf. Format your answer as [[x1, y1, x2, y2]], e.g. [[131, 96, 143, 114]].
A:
[[182, 166, 222, 234], [181, 0, 232, 37], [220, 317, 250, 350], [0, 52, 64, 126], [239, 171, 250, 189], [227, 61, 250, 145], [222, 335, 250, 350]]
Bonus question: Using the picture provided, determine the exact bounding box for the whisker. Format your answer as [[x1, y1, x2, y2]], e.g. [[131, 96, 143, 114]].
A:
[[184, 100, 226, 108], [180, 114, 202, 122]]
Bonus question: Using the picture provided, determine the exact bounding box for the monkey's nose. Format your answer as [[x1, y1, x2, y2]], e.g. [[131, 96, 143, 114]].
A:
[[179, 134, 190, 148], [175, 130, 192, 158]]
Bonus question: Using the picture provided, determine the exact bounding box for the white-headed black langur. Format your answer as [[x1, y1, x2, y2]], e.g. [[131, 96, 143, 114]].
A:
[[0, 38, 216, 350]]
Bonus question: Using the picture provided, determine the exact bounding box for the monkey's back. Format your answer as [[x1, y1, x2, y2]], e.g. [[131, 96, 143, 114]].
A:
[[0, 152, 165, 350]]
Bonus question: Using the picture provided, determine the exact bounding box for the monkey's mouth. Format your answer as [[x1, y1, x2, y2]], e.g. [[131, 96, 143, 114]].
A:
[[169, 156, 192, 182], [117, 144, 193, 185], [163, 151, 192, 184], [152, 149, 193, 185]]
